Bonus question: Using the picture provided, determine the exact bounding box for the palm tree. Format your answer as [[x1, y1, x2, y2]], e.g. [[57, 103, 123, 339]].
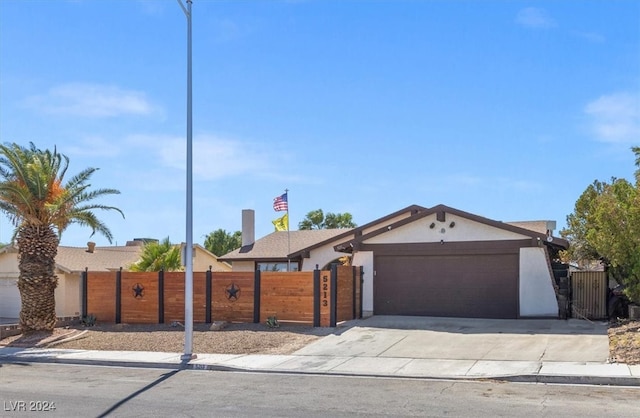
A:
[[129, 237, 183, 272], [0, 142, 123, 332]]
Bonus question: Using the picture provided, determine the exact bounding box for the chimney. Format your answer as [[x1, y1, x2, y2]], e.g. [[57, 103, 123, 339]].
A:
[[242, 209, 255, 247], [87, 242, 96, 253]]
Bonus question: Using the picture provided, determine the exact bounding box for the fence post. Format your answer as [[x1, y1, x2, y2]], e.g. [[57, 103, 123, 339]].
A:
[[359, 266, 364, 319], [313, 266, 321, 327], [352, 266, 357, 320], [115, 267, 122, 324], [253, 269, 261, 324], [205, 267, 212, 324], [330, 264, 337, 327], [158, 269, 165, 324], [81, 268, 88, 318]]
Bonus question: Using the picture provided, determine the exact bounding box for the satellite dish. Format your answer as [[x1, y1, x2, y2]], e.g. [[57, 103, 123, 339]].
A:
[[546, 236, 554, 242]]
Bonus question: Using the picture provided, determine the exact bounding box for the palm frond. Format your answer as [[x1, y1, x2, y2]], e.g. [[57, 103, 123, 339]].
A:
[[0, 141, 123, 242]]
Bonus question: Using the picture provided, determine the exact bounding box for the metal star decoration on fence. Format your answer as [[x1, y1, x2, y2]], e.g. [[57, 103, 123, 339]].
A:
[[133, 283, 144, 298], [226, 283, 240, 301]]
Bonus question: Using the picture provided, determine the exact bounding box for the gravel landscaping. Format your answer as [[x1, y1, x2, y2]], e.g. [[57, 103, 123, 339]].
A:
[[0, 322, 336, 355]]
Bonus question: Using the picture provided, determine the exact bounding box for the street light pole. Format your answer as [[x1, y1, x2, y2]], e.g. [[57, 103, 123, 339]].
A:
[[177, 0, 195, 361]]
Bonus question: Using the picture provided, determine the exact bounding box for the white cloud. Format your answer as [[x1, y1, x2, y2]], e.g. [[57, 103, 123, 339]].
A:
[[126, 133, 283, 181], [23, 83, 158, 118], [585, 92, 640, 144], [515, 7, 557, 29], [65, 136, 121, 158]]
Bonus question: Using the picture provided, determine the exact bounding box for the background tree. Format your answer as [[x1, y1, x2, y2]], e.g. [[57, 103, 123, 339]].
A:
[[204, 229, 241, 256], [129, 237, 183, 272], [0, 142, 123, 331], [561, 147, 640, 303], [298, 209, 357, 230]]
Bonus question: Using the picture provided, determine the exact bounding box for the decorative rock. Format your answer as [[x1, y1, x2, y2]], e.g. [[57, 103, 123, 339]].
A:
[[209, 321, 227, 331]]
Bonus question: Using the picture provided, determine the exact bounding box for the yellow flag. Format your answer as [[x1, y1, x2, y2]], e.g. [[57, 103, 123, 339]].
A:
[[272, 213, 289, 231]]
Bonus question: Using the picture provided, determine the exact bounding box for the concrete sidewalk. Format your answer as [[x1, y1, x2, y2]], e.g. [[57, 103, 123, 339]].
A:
[[1, 316, 639, 386]]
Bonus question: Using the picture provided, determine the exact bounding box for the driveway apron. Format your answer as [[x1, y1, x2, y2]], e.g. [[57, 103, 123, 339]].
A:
[[294, 316, 610, 363]]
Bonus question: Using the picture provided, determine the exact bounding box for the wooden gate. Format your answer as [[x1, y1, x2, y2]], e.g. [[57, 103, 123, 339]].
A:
[[570, 271, 607, 320]]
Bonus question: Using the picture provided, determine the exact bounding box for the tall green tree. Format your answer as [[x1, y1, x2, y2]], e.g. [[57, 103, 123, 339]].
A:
[[562, 147, 640, 303], [0, 142, 123, 331], [129, 237, 183, 272], [298, 209, 357, 230], [204, 229, 241, 256]]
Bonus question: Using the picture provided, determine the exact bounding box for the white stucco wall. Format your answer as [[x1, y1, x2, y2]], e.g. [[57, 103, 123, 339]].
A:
[[361, 212, 413, 235], [352, 251, 374, 317], [366, 214, 530, 244], [228, 260, 255, 272], [519, 247, 558, 317], [54, 273, 81, 317], [302, 243, 347, 271]]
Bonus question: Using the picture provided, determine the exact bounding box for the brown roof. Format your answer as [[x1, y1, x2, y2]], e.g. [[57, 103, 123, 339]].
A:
[[219, 229, 353, 261], [219, 205, 430, 261], [2, 242, 231, 273], [55, 245, 142, 273]]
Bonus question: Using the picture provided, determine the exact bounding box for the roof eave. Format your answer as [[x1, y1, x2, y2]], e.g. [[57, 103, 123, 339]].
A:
[[334, 204, 570, 251]]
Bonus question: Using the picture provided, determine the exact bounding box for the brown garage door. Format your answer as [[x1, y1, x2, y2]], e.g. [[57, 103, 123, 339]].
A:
[[374, 254, 519, 318]]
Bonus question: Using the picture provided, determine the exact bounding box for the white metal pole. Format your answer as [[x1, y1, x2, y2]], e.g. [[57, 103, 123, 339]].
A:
[[178, 0, 194, 361]]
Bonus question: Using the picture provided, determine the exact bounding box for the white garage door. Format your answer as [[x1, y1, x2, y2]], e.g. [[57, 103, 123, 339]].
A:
[[0, 277, 21, 318]]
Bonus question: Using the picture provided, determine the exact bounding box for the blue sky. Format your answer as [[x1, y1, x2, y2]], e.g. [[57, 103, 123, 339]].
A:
[[0, 0, 638, 248]]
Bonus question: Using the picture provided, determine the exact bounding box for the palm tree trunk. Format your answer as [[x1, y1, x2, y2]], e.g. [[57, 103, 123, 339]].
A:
[[16, 225, 59, 332]]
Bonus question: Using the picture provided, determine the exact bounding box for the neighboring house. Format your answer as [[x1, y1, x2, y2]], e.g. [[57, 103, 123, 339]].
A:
[[0, 239, 231, 320], [220, 205, 569, 319]]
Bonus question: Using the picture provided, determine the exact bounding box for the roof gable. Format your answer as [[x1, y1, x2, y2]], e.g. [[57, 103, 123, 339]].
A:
[[220, 205, 428, 261], [219, 204, 567, 261], [335, 204, 568, 251]]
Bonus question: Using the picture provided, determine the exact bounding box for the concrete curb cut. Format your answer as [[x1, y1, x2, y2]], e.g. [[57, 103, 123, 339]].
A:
[[2, 355, 638, 387]]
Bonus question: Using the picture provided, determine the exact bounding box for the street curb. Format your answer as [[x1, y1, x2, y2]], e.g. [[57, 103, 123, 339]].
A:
[[496, 374, 640, 387], [2, 355, 638, 387]]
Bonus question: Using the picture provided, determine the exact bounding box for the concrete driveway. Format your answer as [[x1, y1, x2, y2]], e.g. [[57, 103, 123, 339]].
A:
[[296, 316, 610, 362]]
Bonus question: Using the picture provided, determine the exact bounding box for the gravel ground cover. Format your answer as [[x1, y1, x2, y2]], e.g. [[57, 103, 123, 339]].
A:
[[0, 322, 335, 355], [608, 319, 640, 365]]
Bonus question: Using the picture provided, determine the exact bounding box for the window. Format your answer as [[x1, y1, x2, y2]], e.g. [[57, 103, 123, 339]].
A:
[[256, 262, 299, 272]]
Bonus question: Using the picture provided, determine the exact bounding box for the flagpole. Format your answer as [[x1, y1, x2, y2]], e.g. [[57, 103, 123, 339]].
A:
[[285, 188, 290, 271]]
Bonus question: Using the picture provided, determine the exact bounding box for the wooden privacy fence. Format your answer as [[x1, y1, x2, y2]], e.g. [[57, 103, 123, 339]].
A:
[[82, 265, 363, 327]]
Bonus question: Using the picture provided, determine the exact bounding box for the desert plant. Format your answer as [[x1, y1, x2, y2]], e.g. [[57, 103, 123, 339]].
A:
[[266, 316, 280, 328], [81, 314, 97, 327]]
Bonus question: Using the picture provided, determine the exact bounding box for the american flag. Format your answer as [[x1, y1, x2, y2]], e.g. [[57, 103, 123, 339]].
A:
[[273, 193, 288, 211]]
